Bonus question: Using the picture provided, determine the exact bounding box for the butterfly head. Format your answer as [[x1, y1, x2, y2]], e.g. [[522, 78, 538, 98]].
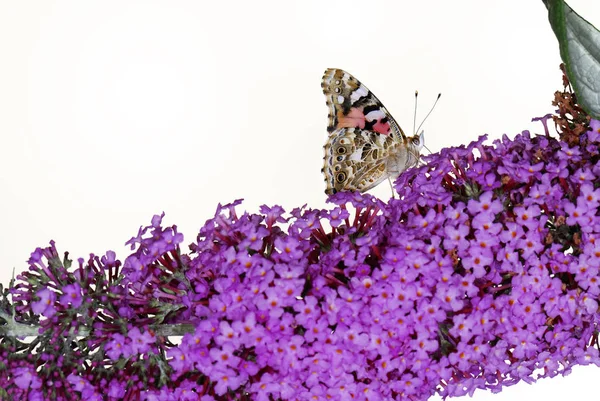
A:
[[406, 130, 425, 167], [411, 130, 425, 151]]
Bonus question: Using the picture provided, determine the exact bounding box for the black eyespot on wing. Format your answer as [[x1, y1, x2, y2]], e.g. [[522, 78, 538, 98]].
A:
[[336, 172, 346, 182]]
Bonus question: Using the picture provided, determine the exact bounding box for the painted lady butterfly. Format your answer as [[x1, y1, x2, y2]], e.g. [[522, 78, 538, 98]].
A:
[[321, 68, 424, 195]]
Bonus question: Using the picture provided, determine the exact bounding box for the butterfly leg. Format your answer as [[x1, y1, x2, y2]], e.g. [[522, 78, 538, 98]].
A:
[[388, 176, 396, 199]]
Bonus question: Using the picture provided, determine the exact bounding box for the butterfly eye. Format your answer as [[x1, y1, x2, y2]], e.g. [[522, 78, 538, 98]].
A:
[[336, 172, 346, 182]]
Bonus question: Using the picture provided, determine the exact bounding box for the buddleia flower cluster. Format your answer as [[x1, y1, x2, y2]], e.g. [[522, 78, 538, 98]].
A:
[[1, 70, 600, 400]]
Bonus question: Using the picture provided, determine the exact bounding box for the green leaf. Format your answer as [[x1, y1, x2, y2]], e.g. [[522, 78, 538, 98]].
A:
[[544, 0, 600, 119]]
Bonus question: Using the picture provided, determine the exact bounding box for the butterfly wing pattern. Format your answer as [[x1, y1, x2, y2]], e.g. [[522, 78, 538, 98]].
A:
[[321, 68, 424, 195]]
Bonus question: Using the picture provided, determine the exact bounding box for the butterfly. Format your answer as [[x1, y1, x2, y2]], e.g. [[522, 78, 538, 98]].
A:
[[321, 68, 424, 195]]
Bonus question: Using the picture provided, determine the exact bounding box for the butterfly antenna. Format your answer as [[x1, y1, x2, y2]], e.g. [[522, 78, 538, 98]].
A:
[[415, 93, 441, 135], [412, 91, 418, 136], [423, 144, 433, 155]]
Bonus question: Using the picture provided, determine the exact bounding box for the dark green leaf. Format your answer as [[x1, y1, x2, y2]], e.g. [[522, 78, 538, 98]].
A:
[[544, 0, 600, 118]]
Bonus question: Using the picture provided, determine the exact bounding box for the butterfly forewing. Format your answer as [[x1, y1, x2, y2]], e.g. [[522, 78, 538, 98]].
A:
[[321, 68, 406, 139]]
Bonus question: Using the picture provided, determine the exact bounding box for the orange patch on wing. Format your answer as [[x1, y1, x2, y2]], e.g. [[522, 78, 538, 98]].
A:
[[337, 107, 366, 129]]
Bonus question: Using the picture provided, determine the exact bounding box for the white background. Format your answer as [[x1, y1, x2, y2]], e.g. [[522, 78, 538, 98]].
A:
[[1, 1, 599, 399]]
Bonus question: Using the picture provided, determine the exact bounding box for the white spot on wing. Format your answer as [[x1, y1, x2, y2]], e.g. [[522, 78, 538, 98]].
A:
[[365, 110, 386, 122], [349, 150, 363, 162], [337, 95, 344, 104], [350, 85, 369, 103]]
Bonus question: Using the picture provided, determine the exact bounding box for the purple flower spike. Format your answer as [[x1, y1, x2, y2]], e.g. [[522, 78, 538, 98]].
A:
[[3, 71, 600, 401]]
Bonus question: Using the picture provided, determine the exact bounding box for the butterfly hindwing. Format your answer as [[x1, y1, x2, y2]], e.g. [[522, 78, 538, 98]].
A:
[[323, 127, 396, 195]]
